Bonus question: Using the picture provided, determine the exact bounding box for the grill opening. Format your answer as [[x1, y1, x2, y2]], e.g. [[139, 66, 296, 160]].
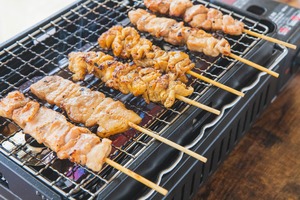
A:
[[218, 138, 224, 163], [0, 0, 274, 198]]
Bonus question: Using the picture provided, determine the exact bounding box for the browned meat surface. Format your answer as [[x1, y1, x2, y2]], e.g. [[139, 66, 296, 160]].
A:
[[128, 9, 231, 56], [0, 91, 29, 118], [0, 91, 112, 172], [98, 26, 195, 82], [58, 133, 100, 165], [144, 0, 192, 17], [187, 30, 231, 57], [169, 0, 193, 17], [30, 76, 142, 137], [68, 52, 194, 108], [144, 0, 171, 15], [184, 4, 207, 23], [60, 87, 105, 124], [86, 138, 112, 171], [86, 98, 143, 137], [12, 101, 40, 129], [144, 0, 244, 35], [128, 9, 230, 57]]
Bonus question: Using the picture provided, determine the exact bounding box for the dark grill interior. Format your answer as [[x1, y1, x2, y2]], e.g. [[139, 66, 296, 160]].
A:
[[0, 0, 277, 199]]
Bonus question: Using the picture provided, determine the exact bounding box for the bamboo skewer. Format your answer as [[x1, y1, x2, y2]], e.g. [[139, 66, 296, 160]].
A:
[[175, 95, 221, 115], [243, 29, 297, 50], [186, 71, 244, 97], [105, 158, 168, 195], [229, 53, 279, 78], [128, 122, 207, 163]]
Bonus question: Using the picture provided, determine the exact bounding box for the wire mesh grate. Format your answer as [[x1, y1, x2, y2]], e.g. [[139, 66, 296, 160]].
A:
[[0, 0, 269, 198]]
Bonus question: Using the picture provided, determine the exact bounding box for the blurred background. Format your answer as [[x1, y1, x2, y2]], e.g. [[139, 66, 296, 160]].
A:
[[0, 0, 298, 44], [0, 0, 77, 44]]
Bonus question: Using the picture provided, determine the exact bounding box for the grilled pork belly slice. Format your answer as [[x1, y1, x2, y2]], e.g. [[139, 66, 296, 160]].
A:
[[86, 138, 112, 172], [12, 101, 40, 128], [57, 131, 100, 165], [60, 87, 105, 124], [0, 91, 29, 118], [42, 120, 72, 152], [23, 106, 67, 144], [87, 98, 142, 137], [0, 91, 112, 172], [29, 76, 67, 105]]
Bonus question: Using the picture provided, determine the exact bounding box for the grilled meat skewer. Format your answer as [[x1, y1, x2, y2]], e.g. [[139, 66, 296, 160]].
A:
[[144, 0, 297, 50], [128, 9, 231, 57], [128, 9, 280, 78], [0, 91, 112, 172], [30, 76, 142, 138], [144, 0, 244, 35], [98, 26, 244, 97], [67, 51, 194, 108], [98, 25, 195, 83], [31, 76, 210, 162]]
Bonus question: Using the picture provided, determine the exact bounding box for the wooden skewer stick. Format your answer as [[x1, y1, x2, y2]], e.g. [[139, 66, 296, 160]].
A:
[[105, 158, 168, 196], [186, 71, 244, 97], [243, 29, 297, 50], [229, 53, 279, 78], [128, 122, 207, 163], [175, 95, 221, 115]]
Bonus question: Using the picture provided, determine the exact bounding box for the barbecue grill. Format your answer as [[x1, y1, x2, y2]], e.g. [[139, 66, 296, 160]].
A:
[[0, 0, 299, 199]]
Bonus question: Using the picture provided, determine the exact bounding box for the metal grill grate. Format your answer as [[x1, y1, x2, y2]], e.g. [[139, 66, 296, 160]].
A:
[[0, 0, 270, 199]]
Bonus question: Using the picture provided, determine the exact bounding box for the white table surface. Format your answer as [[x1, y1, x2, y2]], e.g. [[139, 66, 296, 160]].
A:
[[0, 0, 77, 43]]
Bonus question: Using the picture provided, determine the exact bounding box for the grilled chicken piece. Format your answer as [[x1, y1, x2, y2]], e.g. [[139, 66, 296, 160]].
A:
[[130, 38, 153, 60], [31, 76, 142, 137], [189, 13, 213, 31], [144, 0, 244, 35], [164, 22, 194, 45], [169, 0, 192, 17], [186, 30, 231, 57], [0, 91, 112, 172], [98, 26, 123, 50], [144, 0, 192, 17], [128, 9, 231, 56], [129, 9, 176, 38], [68, 52, 194, 108], [145, 17, 177, 38], [108, 63, 147, 96], [68, 51, 103, 81], [144, 0, 171, 15], [222, 15, 244, 36], [184, 4, 208, 23]]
